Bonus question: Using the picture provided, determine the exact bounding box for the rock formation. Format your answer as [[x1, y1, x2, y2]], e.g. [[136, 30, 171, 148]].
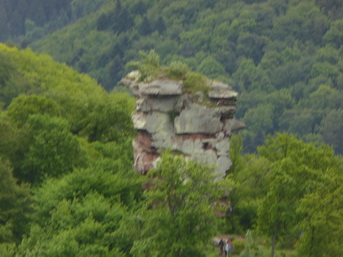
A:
[[120, 71, 245, 177]]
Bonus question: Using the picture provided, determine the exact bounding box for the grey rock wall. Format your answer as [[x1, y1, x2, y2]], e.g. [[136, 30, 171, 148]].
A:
[[121, 73, 244, 177]]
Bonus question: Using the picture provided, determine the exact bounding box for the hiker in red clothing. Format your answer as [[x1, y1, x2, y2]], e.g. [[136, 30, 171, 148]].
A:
[[224, 238, 234, 256]]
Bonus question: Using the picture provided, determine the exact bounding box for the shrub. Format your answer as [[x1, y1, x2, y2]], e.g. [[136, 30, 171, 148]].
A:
[[128, 50, 163, 81], [168, 61, 190, 80], [233, 239, 245, 255], [183, 72, 209, 95]]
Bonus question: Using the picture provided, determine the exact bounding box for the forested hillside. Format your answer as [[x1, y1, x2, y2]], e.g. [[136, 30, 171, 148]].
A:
[[0, 43, 138, 255], [0, 0, 106, 44], [0, 44, 342, 256], [1, 1, 343, 255], [4, 0, 339, 154], [0, 43, 232, 256]]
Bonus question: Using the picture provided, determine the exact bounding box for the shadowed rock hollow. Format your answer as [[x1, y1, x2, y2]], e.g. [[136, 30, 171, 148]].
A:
[[120, 72, 245, 177]]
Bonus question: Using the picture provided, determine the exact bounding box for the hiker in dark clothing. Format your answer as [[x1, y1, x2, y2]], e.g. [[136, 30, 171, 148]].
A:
[[219, 239, 225, 256]]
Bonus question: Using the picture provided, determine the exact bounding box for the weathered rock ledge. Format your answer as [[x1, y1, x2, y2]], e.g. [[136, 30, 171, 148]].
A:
[[120, 72, 245, 176]]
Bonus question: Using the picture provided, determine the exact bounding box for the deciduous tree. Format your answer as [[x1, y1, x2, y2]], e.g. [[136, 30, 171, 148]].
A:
[[131, 153, 232, 257], [257, 133, 340, 257], [296, 171, 343, 257], [0, 158, 32, 245]]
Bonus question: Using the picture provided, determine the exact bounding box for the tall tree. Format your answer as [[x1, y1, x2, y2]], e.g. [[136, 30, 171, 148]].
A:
[[296, 171, 343, 257], [257, 133, 340, 257], [320, 109, 343, 154], [131, 153, 232, 257], [138, 17, 153, 36], [0, 158, 32, 245], [17, 152, 143, 257], [155, 17, 166, 34], [17, 114, 82, 184]]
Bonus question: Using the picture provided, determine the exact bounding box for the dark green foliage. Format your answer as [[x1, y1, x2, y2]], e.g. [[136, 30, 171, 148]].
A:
[[0, 52, 14, 86], [323, 19, 343, 47], [198, 56, 227, 79], [130, 1, 148, 16], [320, 109, 343, 153], [22, 0, 343, 155], [0, 113, 19, 162], [0, 0, 106, 43], [0, 50, 30, 107], [236, 33, 265, 64], [138, 17, 153, 36], [17, 114, 82, 184], [168, 109, 181, 123], [96, 1, 134, 33], [0, 42, 342, 257], [0, 158, 32, 244], [155, 17, 166, 34]]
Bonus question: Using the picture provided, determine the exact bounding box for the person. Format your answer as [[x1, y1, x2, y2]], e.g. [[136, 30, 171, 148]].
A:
[[219, 239, 225, 256], [224, 240, 229, 257], [226, 238, 235, 256]]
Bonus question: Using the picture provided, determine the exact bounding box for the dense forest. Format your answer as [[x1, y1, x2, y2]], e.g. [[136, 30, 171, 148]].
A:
[[1, 0, 343, 256], [0, 0, 106, 43], [1, 0, 342, 154], [0, 44, 342, 257]]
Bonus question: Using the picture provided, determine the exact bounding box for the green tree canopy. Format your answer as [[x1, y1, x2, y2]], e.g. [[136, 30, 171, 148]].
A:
[[0, 158, 32, 245], [131, 152, 232, 257], [17, 114, 82, 184], [17, 150, 142, 257], [296, 172, 343, 257], [256, 133, 341, 257]]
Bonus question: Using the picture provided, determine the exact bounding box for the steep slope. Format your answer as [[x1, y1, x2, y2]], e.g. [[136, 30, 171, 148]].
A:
[[0, 43, 142, 255], [27, 0, 343, 153], [0, 43, 135, 143], [0, 0, 106, 43]]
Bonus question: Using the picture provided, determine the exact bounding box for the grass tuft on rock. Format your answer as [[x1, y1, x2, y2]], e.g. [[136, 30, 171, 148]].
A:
[[127, 50, 210, 96]]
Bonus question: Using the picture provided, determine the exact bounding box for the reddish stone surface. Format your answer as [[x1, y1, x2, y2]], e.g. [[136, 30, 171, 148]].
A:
[[142, 153, 159, 173], [133, 133, 159, 174], [136, 131, 155, 153], [134, 152, 159, 174], [178, 133, 213, 141]]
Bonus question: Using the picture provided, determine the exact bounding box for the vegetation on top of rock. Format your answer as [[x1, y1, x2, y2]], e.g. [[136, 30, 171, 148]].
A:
[[128, 50, 210, 96]]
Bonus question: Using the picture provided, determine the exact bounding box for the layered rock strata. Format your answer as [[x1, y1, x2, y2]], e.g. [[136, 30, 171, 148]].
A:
[[121, 73, 244, 177]]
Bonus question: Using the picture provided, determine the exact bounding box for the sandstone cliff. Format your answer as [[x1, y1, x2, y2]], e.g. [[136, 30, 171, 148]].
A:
[[120, 71, 245, 177]]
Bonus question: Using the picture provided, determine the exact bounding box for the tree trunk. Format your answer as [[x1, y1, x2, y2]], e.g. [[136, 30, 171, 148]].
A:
[[231, 204, 235, 232], [270, 231, 277, 257]]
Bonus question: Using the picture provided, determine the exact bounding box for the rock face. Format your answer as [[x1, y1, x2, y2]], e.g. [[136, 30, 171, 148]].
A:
[[121, 73, 244, 177]]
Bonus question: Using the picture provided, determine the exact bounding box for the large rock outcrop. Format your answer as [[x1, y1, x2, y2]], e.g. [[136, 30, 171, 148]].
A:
[[121, 72, 245, 177]]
